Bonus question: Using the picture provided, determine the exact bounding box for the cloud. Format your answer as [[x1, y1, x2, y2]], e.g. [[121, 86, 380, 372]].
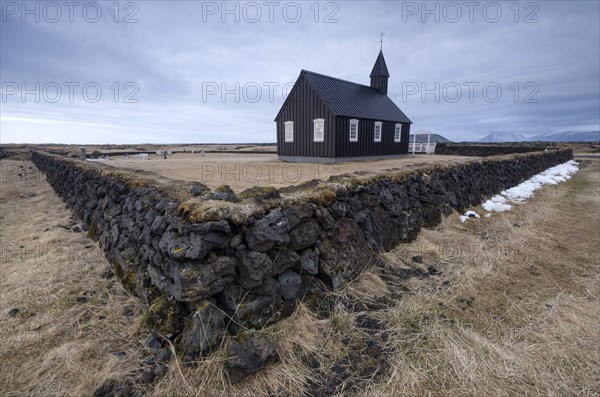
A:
[[1, 0, 598, 143]]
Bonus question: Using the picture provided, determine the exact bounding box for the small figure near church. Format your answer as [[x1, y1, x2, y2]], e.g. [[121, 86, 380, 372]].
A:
[[275, 39, 412, 163]]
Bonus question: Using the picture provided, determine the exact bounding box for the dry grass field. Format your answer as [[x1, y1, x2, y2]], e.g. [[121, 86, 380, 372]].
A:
[[104, 153, 476, 192], [564, 143, 600, 155], [0, 159, 147, 396], [0, 157, 598, 396]]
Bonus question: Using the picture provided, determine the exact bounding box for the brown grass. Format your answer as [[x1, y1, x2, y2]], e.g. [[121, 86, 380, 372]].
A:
[[0, 160, 147, 397], [1, 158, 598, 397], [372, 159, 600, 396], [150, 160, 599, 396]]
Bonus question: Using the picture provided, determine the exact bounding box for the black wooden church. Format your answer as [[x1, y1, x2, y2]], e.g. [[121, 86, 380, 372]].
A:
[[275, 49, 412, 162]]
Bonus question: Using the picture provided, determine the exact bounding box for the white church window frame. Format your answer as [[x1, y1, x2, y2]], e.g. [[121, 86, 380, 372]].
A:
[[284, 121, 294, 142], [349, 119, 359, 142], [313, 118, 325, 142], [374, 121, 382, 142], [394, 123, 402, 142]]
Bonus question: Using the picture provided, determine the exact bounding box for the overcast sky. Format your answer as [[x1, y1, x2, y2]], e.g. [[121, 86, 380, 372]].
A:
[[1, 0, 599, 143]]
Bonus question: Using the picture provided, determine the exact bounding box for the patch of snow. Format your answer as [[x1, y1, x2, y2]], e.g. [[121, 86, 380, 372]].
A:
[[465, 210, 480, 218], [460, 210, 481, 222], [482, 160, 579, 214], [482, 195, 512, 212]]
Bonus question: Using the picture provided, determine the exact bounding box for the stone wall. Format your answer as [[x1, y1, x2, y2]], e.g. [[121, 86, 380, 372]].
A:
[[435, 142, 556, 156], [30, 148, 572, 366], [0, 149, 18, 160]]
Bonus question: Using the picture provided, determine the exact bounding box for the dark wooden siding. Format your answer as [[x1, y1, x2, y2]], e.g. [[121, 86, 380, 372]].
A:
[[370, 76, 388, 96], [334, 116, 410, 157], [401, 123, 411, 153], [276, 75, 336, 158]]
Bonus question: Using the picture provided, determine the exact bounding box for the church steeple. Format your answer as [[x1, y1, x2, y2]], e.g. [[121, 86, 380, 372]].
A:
[[370, 49, 390, 95]]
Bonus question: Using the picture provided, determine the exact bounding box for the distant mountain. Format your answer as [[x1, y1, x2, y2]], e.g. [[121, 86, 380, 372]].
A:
[[528, 130, 600, 142], [409, 131, 451, 143], [479, 130, 600, 143], [479, 132, 527, 142]]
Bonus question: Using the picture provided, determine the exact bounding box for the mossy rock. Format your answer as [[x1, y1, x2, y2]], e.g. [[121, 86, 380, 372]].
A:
[[309, 188, 337, 207], [143, 296, 187, 337], [422, 205, 442, 228], [238, 186, 281, 201], [86, 227, 96, 240], [186, 200, 260, 225], [122, 268, 138, 291], [113, 263, 124, 279], [177, 199, 197, 218], [131, 178, 150, 188], [214, 185, 231, 193]]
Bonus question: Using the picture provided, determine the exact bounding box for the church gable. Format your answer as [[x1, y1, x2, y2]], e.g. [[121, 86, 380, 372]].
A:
[[274, 72, 334, 123], [275, 72, 337, 159]]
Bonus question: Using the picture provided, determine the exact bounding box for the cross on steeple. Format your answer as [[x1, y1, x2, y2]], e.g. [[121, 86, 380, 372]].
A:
[[379, 32, 384, 50]]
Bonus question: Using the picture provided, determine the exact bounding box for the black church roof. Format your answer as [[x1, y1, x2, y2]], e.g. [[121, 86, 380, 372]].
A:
[[300, 70, 412, 123]]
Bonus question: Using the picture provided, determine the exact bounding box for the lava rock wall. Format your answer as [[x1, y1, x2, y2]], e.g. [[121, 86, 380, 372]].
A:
[[31, 149, 573, 362], [435, 143, 555, 156]]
